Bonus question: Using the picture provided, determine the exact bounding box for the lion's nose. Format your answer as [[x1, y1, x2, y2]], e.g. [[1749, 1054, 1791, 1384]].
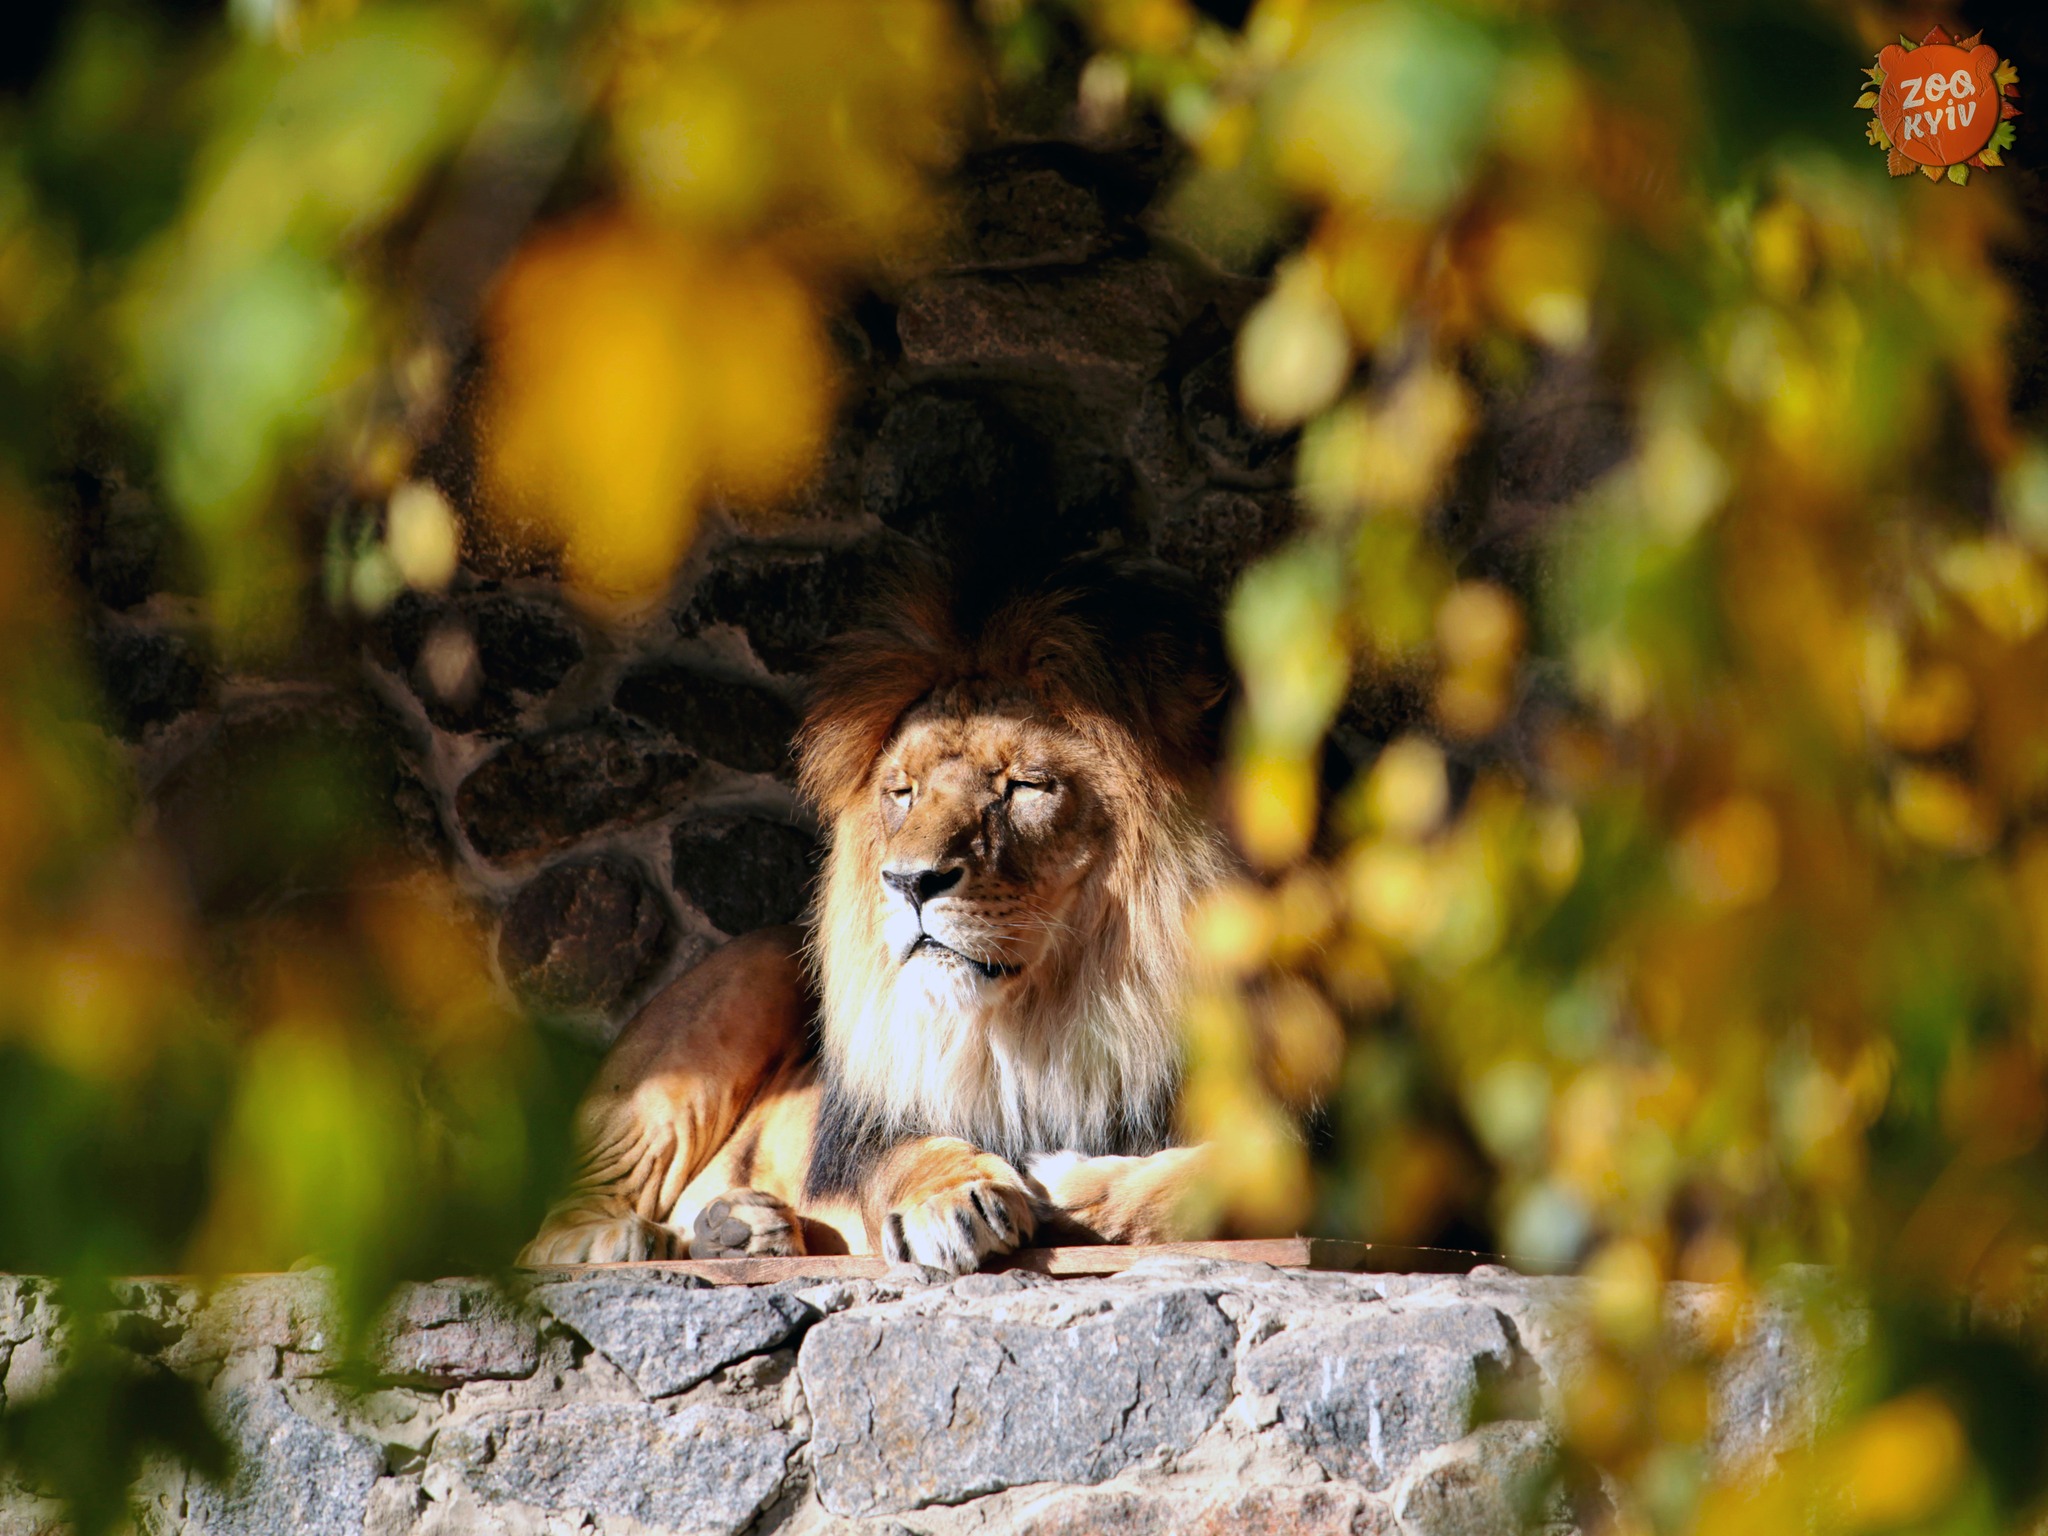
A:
[[881, 863, 963, 910]]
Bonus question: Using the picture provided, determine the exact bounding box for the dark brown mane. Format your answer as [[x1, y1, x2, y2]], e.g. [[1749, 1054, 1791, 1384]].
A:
[[794, 555, 1229, 818]]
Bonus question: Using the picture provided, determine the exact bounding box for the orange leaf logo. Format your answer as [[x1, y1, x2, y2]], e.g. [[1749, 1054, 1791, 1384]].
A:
[[1862, 27, 2020, 183]]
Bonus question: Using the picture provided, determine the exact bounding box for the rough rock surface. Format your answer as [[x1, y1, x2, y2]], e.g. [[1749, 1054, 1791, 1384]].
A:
[[529, 1273, 814, 1397], [496, 855, 676, 1015], [182, 1380, 386, 1536], [670, 814, 821, 935], [88, 616, 209, 739], [674, 541, 893, 676], [614, 666, 801, 778], [802, 1286, 1236, 1515], [0, 1261, 1852, 1536], [436, 1401, 796, 1536], [371, 1278, 543, 1387], [379, 589, 586, 737], [455, 715, 699, 864], [1241, 1299, 1525, 1489]]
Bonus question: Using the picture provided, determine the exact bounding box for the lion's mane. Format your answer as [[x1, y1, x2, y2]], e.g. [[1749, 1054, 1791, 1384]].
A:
[[794, 558, 1233, 1191]]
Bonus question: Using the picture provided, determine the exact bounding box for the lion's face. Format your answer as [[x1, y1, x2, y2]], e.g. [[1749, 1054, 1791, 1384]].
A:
[[797, 558, 1231, 1156], [871, 709, 1114, 989]]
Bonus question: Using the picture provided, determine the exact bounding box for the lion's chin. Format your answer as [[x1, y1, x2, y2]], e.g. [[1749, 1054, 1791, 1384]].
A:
[[903, 935, 1020, 982]]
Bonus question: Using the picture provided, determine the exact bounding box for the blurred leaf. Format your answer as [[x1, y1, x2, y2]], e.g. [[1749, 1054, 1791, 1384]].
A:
[[481, 218, 834, 594], [609, 0, 968, 255], [0, 1322, 226, 1536], [1268, 0, 1502, 218]]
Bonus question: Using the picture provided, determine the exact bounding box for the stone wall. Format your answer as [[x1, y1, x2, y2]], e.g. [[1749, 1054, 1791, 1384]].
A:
[[0, 1259, 1849, 1536]]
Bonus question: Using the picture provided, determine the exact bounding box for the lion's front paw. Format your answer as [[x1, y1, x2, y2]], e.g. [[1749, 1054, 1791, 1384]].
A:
[[1023, 1145, 1211, 1246], [519, 1214, 683, 1267], [882, 1178, 1036, 1274], [689, 1189, 806, 1259]]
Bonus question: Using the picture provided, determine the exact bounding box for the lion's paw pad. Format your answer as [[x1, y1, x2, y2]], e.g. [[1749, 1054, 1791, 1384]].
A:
[[883, 1179, 1034, 1274], [690, 1190, 805, 1259]]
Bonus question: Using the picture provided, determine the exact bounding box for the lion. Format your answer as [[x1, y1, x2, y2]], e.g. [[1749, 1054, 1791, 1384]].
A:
[[520, 556, 1233, 1273]]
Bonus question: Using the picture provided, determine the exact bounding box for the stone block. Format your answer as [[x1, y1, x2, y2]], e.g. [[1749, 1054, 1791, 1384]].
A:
[[1690, 1289, 1858, 1474], [670, 816, 821, 935], [153, 697, 439, 913], [454, 715, 698, 863], [66, 472, 171, 610], [531, 1275, 814, 1398], [896, 260, 1194, 380], [380, 590, 585, 737], [939, 147, 1126, 270], [0, 1278, 60, 1349], [1242, 1302, 1524, 1491], [169, 1274, 336, 1374], [677, 540, 893, 676], [435, 1401, 795, 1536], [88, 617, 209, 739], [1013, 1484, 1396, 1535], [613, 666, 800, 777], [860, 383, 1136, 565], [1392, 1420, 1562, 1536], [1174, 344, 1291, 483], [498, 857, 675, 1016], [371, 1280, 539, 1388], [184, 1382, 384, 1536], [1153, 487, 1296, 592], [801, 1287, 1235, 1516]]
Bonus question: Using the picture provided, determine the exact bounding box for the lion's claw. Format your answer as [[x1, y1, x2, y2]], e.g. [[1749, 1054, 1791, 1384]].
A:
[[882, 1177, 1036, 1274]]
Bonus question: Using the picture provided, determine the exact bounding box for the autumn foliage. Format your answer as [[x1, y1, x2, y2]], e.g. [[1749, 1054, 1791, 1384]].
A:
[[2, 0, 2048, 1532]]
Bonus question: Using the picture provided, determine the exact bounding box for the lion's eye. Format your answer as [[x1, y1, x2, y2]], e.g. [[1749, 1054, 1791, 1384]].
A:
[[1006, 779, 1051, 802], [887, 784, 914, 805]]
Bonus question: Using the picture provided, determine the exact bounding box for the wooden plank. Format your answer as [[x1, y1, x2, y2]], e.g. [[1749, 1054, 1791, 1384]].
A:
[[526, 1238, 1515, 1286]]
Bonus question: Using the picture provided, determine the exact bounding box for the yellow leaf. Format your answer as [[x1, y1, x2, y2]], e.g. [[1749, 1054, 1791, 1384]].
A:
[[1938, 538, 2048, 640], [1832, 1392, 1967, 1528], [385, 481, 459, 592], [610, 0, 968, 258], [1187, 881, 1275, 977], [1364, 736, 1449, 839], [1674, 796, 1781, 908], [1586, 1237, 1663, 1346], [481, 219, 833, 595], [1298, 366, 1473, 518], [1236, 257, 1352, 429], [1231, 749, 1320, 869], [1892, 768, 1996, 856]]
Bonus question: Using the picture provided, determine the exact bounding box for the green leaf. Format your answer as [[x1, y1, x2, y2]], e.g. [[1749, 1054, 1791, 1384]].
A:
[[1855, 90, 1878, 109], [1899, 33, 1918, 49], [1947, 163, 1970, 185], [1996, 58, 2020, 91]]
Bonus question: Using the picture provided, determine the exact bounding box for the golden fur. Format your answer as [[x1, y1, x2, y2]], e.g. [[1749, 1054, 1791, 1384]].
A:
[[521, 558, 1229, 1272]]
